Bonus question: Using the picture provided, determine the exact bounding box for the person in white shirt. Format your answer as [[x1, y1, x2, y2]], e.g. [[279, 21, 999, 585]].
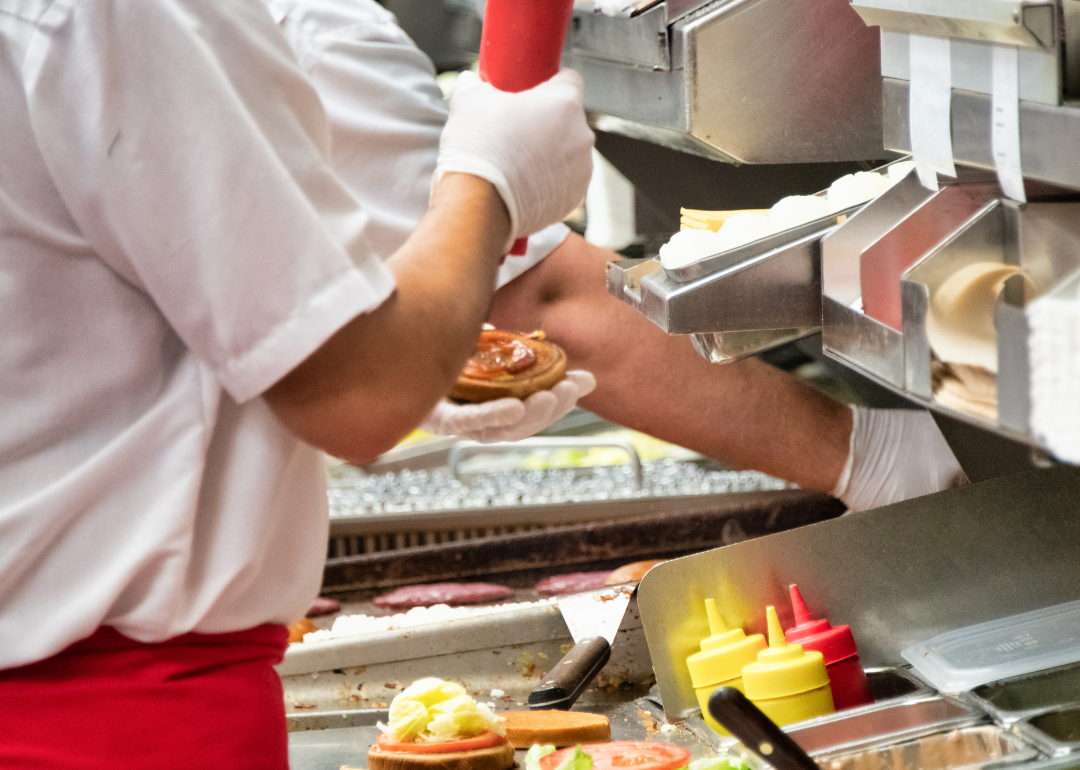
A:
[[0, 0, 590, 765], [266, 0, 966, 508]]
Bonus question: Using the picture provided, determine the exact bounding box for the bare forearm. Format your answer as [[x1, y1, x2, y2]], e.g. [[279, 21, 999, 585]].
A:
[[487, 233, 852, 493], [265, 173, 509, 463]]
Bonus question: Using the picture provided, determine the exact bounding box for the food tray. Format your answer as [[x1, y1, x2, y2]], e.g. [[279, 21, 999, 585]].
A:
[[1015, 706, 1080, 758], [812, 724, 1038, 770], [663, 204, 862, 285], [787, 694, 983, 757], [968, 663, 1080, 724]]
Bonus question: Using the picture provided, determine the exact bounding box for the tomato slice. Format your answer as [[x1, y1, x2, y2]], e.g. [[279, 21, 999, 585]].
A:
[[375, 731, 507, 754], [540, 742, 691, 770]]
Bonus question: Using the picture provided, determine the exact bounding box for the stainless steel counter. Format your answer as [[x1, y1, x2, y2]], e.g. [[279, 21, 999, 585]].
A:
[[287, 695, 708, 770]]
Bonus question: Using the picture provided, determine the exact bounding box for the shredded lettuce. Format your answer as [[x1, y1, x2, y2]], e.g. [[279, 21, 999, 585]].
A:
[[387, 699, 428, 741], [524, 744, 594, 770], [553, 746, 595, 770], [399, 678, 467, 707], [382, 677, 504, 743], [687, 757, 749, 770], [525, 744, 558, 770]]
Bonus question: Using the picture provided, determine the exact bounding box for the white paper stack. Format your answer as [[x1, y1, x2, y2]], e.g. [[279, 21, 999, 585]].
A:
[[1028, 288, 1080, 462]]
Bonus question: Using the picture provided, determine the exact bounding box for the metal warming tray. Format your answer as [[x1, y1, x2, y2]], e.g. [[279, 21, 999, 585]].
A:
[[607, 204, 863, 362], [814, 724, 1037, 769], [279, 594, 651, 720], [788, 694, 982, 757], [969, 663, 1080, 724]]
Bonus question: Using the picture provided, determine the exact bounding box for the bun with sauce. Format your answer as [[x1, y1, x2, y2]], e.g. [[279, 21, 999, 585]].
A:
[[452, 329, 567, 403], [367, 678, 514, 770]]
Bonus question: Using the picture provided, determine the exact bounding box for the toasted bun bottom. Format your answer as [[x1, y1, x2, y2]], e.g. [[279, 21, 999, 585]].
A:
[[500, 711, 611, 748], [451, 341, 567, 403], [368, 742, 515, 770]]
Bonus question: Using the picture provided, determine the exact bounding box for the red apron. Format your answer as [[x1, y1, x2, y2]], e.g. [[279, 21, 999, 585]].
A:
[[0, 624, 290, 770]]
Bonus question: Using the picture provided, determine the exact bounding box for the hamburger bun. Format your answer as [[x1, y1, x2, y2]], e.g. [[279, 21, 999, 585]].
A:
[[604, 560, 667, 585], [499, 710, 611, 748], [452, 330, 567, 403], [288, 617, 316, 643], [367, 742, 515, 770]]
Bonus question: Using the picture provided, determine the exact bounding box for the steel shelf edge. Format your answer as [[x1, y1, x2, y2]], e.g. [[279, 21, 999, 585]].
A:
[[883, 77, 1080, 193]]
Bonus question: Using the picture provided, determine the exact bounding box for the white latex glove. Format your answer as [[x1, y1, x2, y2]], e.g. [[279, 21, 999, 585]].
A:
[[833, 405, 969, 513], [434, 69, 594, 252], [421, 371, 596, 443]]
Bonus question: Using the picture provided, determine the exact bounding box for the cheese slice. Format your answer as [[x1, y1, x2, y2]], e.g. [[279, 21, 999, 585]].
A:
[[680, 208, 768, 232]]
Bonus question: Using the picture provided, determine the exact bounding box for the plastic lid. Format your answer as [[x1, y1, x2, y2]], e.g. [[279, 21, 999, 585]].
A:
[[784, 584, 860, 666], [742, 606, 830, 700], [901, 598, 1080, 692], [687, 599, 767, 686]]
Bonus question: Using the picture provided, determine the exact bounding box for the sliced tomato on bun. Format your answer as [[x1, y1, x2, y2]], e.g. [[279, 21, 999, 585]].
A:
[[541, 742, 691, 770], [375, 731, 507, 754]]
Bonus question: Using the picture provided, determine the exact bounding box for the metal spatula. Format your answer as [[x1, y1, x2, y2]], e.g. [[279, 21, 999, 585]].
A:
[[528, 583, 635, 711]]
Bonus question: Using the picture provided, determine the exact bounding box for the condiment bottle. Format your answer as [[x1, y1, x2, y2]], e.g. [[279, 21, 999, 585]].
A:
[[742, 606, 834, 726], [784, 584, 872, 710], [686, 599, 767, 733]]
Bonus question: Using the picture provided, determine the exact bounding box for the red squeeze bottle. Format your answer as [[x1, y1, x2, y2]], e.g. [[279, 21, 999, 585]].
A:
[[785, 585, 872, 710], [478, 0, 576, 255]]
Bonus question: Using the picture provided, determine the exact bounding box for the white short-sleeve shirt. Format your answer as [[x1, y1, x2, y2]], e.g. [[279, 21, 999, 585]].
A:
[[0, 0, 398, 669], [263, 0, 570, 284]]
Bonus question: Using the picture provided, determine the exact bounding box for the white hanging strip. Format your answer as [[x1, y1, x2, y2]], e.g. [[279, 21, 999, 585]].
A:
[[909, 34, 956, 191], [992, 44, 1026, 203]]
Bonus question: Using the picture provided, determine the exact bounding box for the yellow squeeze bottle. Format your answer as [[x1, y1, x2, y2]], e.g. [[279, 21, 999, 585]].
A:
[[742, 606, 835, 726], [686, 599, 767, 733]]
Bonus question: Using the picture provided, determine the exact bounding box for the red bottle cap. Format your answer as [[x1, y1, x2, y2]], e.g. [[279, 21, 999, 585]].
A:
[[479, 0, 575, 93], [785, 584, 859, 666]]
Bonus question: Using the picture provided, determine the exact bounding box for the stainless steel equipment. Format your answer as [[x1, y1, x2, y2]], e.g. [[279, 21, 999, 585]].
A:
[[607, 207, 859, 362], [819, 167, 1080, 451], [1015, 707, 1080, 757], [325, 456, 794, 559], [564, 0, 883, 164], [787, 695, 981, 756], [968, 663, 1080, 724], [816, 724, 1036, 769], [854, 0, 1067, 106], [852, 0, 1080, 189], [278, 595, 651, 718], [637, 465, 1080, 720], [529, 583, 636, 709]]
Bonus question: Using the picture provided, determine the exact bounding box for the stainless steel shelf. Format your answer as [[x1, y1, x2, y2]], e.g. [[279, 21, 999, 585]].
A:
[[883, 77, 1080, 192]]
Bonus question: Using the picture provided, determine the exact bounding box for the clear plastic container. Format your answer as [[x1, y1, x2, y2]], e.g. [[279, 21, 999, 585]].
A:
[[901, 599, 1080, 692]]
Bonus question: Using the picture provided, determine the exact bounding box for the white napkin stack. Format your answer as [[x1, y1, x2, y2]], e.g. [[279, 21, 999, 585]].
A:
[[1028, 288, 1080, 462]]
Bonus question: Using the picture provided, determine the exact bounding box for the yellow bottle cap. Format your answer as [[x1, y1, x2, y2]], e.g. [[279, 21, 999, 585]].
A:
[[742, 606, 830, 700], [686, 599, 767, 687]]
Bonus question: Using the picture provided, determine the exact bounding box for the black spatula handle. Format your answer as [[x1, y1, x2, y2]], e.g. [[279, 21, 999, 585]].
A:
[[528, 636, 611, 710], [707, 687, 821, 770]]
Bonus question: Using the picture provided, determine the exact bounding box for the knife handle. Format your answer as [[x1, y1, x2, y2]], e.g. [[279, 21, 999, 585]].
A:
[[707, 687, 821, 770], [528, 636, 611, 711]]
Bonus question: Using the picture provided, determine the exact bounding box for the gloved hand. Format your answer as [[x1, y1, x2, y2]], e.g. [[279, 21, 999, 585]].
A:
[[434, 69, 594, 252], [420, 371, 596, 442], [832, 405, 969, 513]]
